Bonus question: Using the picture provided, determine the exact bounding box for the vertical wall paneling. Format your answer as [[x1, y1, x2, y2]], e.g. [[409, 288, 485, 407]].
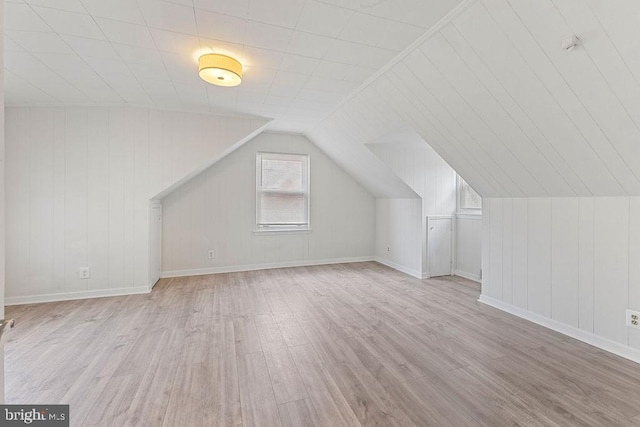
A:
[[162, 133, 376, 277], [483, 196, 640, 360], [488, 198, 503, 300], [64, 108, 89, 294], [455, 214, 482, 281], [551, 198, 580, 327], [511, 198, 528, 309], [4, 107, 269, 303], [594, 197, 629, 344], [501, 199, 513, 304], [368, 139, 467, 279], [107, 108, 125, 290], [527, 198, 552, 317], [629, 197, 640, 350], [374, 198, 423, 278], [578, 197, 595, 332], [29, 109, 54, 296], [481, 199, 490, 295], [87, 108, 110, 291], [134, 108, 150, 287]]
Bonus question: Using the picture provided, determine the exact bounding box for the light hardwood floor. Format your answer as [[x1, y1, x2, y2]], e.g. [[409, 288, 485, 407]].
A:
[[5, 262, 640, 426]]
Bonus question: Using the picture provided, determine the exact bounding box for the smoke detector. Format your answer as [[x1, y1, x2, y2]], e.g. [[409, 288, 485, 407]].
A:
[[562, 35, 580, 51]]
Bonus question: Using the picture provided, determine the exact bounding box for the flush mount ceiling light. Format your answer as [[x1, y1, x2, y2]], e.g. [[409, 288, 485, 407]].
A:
[[198, 53, 242, 87]]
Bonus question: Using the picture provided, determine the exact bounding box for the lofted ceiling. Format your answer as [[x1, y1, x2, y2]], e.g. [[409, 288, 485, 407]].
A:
[[307, 0, 640, 198], [4, 0, 463, 133], [8, 0, 639, 200]]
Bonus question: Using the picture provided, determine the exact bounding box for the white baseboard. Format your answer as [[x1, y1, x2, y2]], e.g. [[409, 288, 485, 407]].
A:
[[454, 269, 481, 282], [478, 294, 640, 365], [374, 257, 423, 279], [6, 286, 151, 306], [161, 256, 375, 278]]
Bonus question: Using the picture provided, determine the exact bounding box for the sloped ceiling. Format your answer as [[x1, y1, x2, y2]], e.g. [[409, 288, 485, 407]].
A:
[[4, 0, 462, 133], [307, 0, 640, 198]]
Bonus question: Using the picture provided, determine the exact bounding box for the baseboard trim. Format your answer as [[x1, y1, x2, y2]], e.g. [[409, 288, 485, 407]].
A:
[[454, 269, 481, 282], [478, 295, 640, 365], [6, 286, 151, 306], [374, 257, 423, 279], [161, 256, 375, 278]]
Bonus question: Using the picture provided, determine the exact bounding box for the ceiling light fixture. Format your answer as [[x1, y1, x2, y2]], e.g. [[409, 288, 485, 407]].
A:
[[198, 53, 242, 87]]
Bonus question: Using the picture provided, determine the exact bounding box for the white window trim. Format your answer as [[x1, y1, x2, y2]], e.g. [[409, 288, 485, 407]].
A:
[[255, 152, 311, 234], [457, 175, 482, 215]]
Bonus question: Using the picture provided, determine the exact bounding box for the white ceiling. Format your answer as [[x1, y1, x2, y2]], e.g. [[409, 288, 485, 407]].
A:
[[4, 0, 463, 132], [308, 0, 640, 198]]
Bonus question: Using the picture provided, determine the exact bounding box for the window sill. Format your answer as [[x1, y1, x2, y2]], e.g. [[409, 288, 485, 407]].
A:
[[253, 228, 312, 235]]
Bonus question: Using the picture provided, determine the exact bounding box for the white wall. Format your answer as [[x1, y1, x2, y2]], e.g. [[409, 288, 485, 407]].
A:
[[481, 197, 640, 362], [368, 141, 457, 215], [161, 132, 375, 275], [375, 198, 423, 278], [456, 214, 482, 281], [5, 106, 267, 304], [369, 139, 482, 279]]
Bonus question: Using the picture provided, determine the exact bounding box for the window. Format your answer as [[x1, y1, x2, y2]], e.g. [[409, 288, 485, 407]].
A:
[[256, 152, 310, 231], [458, 176, 482, 212]]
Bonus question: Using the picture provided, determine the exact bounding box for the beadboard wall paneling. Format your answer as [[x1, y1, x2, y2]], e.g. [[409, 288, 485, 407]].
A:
[[5, 107, 268, 303], [161, 133, 375, 275], [482, 197, 640, 352], [456, 214, 481, 281], [367, 137, 464, 275], [369, 138, 481, 280]]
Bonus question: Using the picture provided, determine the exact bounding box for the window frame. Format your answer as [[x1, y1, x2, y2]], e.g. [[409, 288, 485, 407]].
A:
[[255, 151, 311, 234], [457, 175, 482, 214]]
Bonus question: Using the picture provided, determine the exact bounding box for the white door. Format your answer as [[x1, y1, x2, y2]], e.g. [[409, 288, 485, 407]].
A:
[[428, 217, 452, 277]]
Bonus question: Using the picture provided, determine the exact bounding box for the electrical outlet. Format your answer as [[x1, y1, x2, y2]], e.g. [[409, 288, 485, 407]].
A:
[[626, 309, 640, 329], [78, 267, 90, 279], [208, 250, 215, 259], [386, 246, 390, 252]]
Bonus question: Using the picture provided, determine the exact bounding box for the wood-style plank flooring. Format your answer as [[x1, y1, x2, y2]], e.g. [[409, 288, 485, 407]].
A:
[[5, 262, 640, 426]]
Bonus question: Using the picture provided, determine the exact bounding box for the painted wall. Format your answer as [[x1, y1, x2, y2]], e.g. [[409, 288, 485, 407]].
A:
[[369, 139, 481, 280], [456, 214, 482, 281], [161, 133, 375, 276], [375, 198, 423, 278], [368, 141, 457, 215], [4, 106, 267, 304], [481, 197, 640, 361]]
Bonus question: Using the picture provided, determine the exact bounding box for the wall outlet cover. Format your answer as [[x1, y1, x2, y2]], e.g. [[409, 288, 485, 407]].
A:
[[78, 267, 90, 279], [626, 309, 640, 329]]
